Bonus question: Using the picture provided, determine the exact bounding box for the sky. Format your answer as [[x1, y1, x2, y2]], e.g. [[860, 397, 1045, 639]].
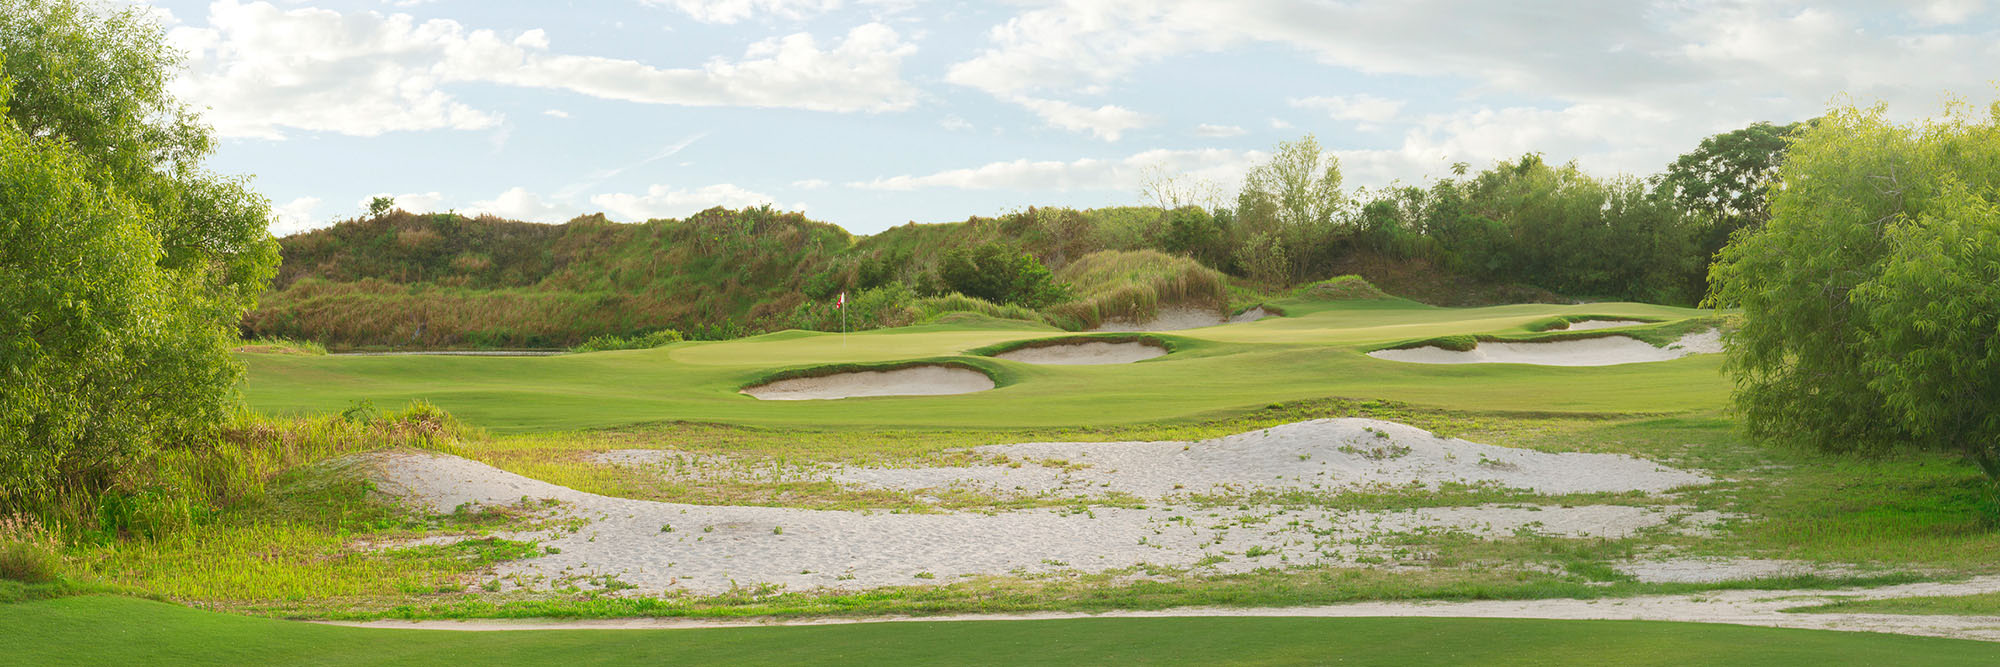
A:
[[135, 0, 2000, 236]]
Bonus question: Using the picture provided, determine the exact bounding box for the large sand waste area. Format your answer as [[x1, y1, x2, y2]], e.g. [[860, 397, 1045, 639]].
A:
[[361, 419, 1724, 597]]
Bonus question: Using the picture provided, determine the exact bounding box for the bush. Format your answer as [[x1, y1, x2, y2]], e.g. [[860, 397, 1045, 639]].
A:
[[569, 329, 686, 353], [940, 242, 1070, 308], [1710, 98, 2000, 478], [1047, 250, 1227, 330]]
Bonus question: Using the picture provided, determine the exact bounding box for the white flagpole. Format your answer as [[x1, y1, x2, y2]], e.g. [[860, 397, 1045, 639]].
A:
[[840, 291, 847, 348]]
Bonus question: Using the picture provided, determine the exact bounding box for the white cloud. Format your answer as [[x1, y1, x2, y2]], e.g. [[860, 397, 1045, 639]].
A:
[[939, 114, 973, 131], [466, 187, 573, 223], [591, 184, 783, 221], [1291, 94, 1406, 125], [1269, 118, 1293, 129], [269, 196, 324, 236], [1192, 123, 1245, 138], [170, 1, 918, 139], [543, 109, 570, 118], [1009, 96, 1151, 141], [1912, 0, 1984, 26], [792, 178, 831, 189], [850, 147, 1266, 193], [643, 0, 843, 24]]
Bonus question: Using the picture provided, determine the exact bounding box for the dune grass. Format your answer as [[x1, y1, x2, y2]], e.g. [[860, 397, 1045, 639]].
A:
[[1044, 250, 1228, 330], [8, 596, 1999, 666]]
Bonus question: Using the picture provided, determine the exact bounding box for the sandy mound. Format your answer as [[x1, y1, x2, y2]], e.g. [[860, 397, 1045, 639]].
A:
[[993, 341, 1166, 365], [1091, 306, 1229, 332], [742, 366, 994, 400], [831, 418, 1710, 498], [1369, 329, 1722, 367], [1558, 319, 1647, 331]]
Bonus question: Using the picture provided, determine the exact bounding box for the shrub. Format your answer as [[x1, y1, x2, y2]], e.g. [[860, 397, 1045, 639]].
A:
[[569, 329, 686, 353], [1046, 250, 1227, 330], [939, 242, 1069, 308]]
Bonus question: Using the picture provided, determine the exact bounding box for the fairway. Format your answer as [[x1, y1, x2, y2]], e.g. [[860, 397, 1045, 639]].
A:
[[240, 298, 1727, 432], [7, 596, 1998, 666]]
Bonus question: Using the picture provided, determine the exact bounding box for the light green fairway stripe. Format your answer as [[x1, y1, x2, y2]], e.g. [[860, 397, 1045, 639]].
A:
[[240, 300, 1731, 433], [5, 596, 1997, 666]]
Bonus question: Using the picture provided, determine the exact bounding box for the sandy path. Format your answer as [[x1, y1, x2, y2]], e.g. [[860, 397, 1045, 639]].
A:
[[741, 366, 994, 400], [326, 576, 2000, 642], [1369, 329, 1722, 366], [993, 341, 1166, 365]]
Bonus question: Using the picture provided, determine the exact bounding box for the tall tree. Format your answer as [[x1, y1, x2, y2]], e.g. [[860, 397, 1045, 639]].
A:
[[1, 0, 279, 511], [1234, 134, 1345, 284], [1658, 120, 1807, 295]]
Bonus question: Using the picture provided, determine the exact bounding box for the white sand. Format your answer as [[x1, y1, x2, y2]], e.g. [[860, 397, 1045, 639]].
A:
[[993, 341, 1167, 365], [333, 575, 2000, 643], [741, 366, 994, 400], [1368, 329, 1723, 367], [1558, 319, 1647, 331], [829, 418, 1710, 499], [1229, 307, 1272, 324], [1092, 306, 1230, 332], [356, 418, 1723, 597]]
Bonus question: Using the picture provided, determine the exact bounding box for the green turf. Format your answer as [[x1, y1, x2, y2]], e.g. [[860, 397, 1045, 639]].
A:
[[6, 596, 1996, 666], [1788, 592, 2000, 616], [241, 299, 1725, 433]]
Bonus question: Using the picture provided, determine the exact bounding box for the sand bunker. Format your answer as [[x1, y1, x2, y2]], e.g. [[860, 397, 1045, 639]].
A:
[[1369, 329, 1722, 367], [1229, 307, 1272, 323], [1557, 319, 1647, 331], [742, 365, 994, 400], [992, 340, 1166, 365], [1092, 306, 1231, 332]]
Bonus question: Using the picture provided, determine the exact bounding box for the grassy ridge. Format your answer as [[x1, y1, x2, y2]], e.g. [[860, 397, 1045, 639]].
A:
[[8, 596, 1998, 665]]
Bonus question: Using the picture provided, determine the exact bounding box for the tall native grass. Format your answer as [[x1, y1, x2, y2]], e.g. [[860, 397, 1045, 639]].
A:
[[27, 401, 469, 543], [1044, 250, 1228, 330]]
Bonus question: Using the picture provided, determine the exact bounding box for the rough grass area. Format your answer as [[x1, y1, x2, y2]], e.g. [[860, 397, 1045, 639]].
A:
[[1525, 315, 1662, 332], [11, 596, 1999, 666], [1044, 250, 1227, 330], [1294, 275, 1393, 301]]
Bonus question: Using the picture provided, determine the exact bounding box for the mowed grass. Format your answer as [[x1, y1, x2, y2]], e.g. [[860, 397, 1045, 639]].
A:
[[7, 596, 1998, 666], [240, 298, 1724, 433]]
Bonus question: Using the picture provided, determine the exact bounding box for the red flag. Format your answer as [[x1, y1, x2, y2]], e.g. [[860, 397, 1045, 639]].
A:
[[837, 291, 846, 309]]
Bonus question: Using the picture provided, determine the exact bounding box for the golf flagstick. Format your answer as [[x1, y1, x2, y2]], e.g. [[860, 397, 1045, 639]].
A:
[[839, 291, 846, 348]]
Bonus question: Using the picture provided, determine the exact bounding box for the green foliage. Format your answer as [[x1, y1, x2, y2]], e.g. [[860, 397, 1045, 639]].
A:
[[570, 329, 686, 353], [939, 242, 1069, 308], [1659, 121, 1807, 243], [367, 196, 394, 218], [1234, 134, 1346, 285], [2, 0, 280, 518], [1292, 276, 1390, 301], [1710, 98, 2000, 475], [1851, 183, 2000, 477]]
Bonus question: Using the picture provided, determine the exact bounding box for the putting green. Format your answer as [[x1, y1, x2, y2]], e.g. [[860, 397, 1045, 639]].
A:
[[241, 299, 1727, 433], [5, 596, 1994, 666]]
